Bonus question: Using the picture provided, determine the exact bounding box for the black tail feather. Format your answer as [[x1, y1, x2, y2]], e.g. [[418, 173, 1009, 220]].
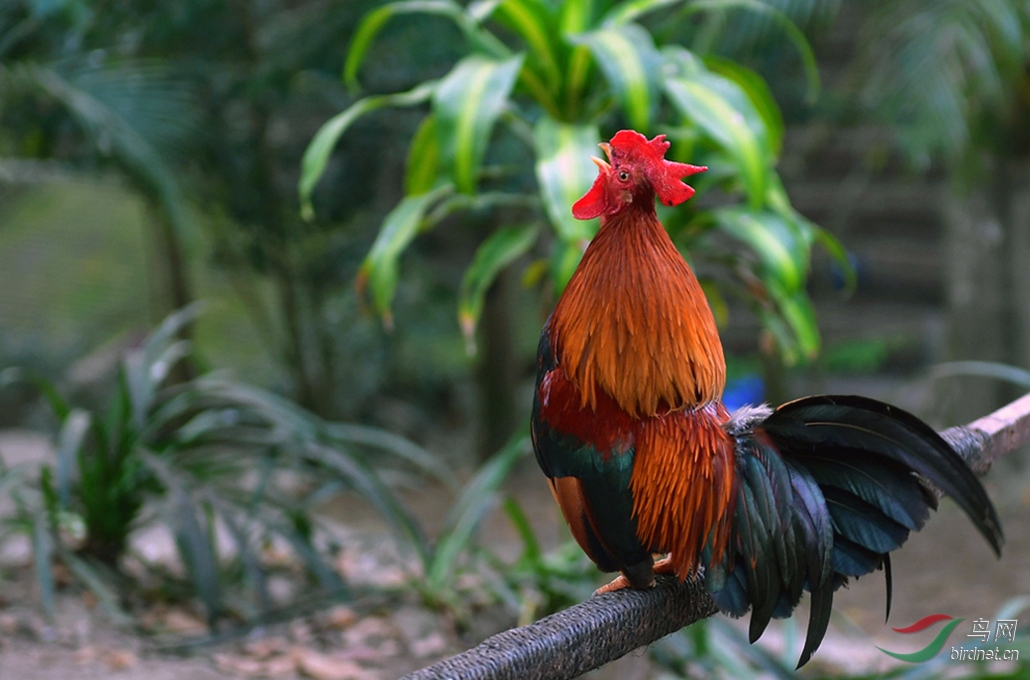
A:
[[768, 395, 1003, 555], [708, 395, 1004, 668]]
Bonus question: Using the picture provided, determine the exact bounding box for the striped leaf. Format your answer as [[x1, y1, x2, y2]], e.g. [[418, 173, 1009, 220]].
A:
[[426, 431, 531, 595], [763, 279, 820, 363], [433, 54, 524, 194], [31, 514, 55, 620], [680, 0, 820, 101], [559, 0, 597, 115], [459, 223, 540, 351], [55, 409, 91, 509], [343, 0, 509, 90], [663, 50, 770, 207], [559, 0, 596, 32], [357, 184, 453, 324], [706, 56, 784, 160], [571, 23, 661, 131], [710, 207, 807, 294], [493, 0, 563, 92], [405, 114, 441, 196], [767, 174, 855, 291], [533, 118, 600, 242], [603, 0, 683, 26], [298, 81, 436, 221]]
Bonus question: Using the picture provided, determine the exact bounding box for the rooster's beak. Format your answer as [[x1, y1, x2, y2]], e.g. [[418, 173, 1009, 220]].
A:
[[592, 143, 613, 173]]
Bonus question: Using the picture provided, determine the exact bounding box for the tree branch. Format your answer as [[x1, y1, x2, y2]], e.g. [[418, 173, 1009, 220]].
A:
[[404, 392, 1030, 680]]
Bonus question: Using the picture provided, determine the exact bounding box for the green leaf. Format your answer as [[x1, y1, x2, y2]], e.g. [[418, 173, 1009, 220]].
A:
[[426, 431, 530, 595], [299, 81, 437, 220], [501, 497, 541, 563], [272, 514, 348, 595], [533, 118, 600, 242], [357, 184, 453, 323], [492, 0, 563, 91], [405, 114, 441, 196], [343, 0, 509, 90], [55, 409, 90, 509], [57, 548, 133, 627], [710, 207, 807, 294], [305, 442, 430, 567], [766, 174, 855, 292], [680, 0, 820, 102], [559, 0, 596, 33], [326, 422, 453, 488], [13, 63, 197, 269], [559, 0, 597, 114], [705, 56, 784, 160], [124, 338, 189, 432], [170, 488, 221, 624], [766, 280, 820, 362], [433, 54, 524, 194], [459, 223, 540, 350], [31, 514, 55, 620], [663, 51, 769, 207], [603, 0, 682, 26], [571, 23, 661, 131]]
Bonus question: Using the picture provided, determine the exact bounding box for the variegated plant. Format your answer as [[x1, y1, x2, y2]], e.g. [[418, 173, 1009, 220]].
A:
[[299, 0, 848, 364]]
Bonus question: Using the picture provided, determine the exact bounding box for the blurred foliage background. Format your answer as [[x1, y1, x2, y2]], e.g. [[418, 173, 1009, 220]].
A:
[[1, 0, 1030, 678]]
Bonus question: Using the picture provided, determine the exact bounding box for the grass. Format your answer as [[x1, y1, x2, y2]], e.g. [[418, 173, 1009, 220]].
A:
[[0, 306, 446, 629]]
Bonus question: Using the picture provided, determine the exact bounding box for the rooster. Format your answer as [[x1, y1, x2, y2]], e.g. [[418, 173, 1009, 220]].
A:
[[530, 130, 1003, 667]]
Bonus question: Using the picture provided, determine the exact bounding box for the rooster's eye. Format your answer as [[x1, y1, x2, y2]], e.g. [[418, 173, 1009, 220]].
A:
[[618, 170, 630, 182]]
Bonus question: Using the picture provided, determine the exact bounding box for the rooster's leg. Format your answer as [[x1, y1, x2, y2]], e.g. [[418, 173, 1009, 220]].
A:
[[594, 555, 673, 594], [594, 574, 633, 594], [653, 555, 676, 575]]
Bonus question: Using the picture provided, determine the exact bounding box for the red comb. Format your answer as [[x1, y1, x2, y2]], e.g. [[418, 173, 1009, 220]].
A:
[[609, 131, 706, 207]]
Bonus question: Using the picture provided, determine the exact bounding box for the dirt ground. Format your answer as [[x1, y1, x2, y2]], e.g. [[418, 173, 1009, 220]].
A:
[[1, 430, 1028, 680]]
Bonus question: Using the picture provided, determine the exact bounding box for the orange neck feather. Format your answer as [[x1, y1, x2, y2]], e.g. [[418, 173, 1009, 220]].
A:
[[549, 207, 726, 418]]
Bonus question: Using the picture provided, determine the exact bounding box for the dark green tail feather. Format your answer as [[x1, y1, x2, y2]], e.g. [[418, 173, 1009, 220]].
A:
[[709, 395, 1003, 668]]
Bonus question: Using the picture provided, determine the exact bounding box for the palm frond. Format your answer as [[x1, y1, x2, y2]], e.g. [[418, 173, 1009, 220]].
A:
[[860, 0, 1030, 163], [2, 57, 199, 243]]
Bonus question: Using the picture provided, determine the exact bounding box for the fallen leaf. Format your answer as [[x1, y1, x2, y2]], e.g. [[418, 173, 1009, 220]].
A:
[[292, 647, 374, 680], [409, 632, 447, 658], [162, 608, 207, 634], [74, 646, 97, 665], [322, 606, 356, 630], [102, 648, 139, 671], [51, 563, 73, 586], [81, 590, 98, 610], [263, 654, 297, 677], [342, 617, 394, 647], [290, 620, 314, 644], [0, 614, 19, 635], [243, 636, 290, 660], [213, 653, 267, 676]]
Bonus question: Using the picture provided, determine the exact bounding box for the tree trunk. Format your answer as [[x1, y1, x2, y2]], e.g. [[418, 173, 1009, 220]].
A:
[[1008, 160, 1030, 377], [943, 158, 1030, 425], [148, 201, 196, 380], [476, 269, 519, 460]]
